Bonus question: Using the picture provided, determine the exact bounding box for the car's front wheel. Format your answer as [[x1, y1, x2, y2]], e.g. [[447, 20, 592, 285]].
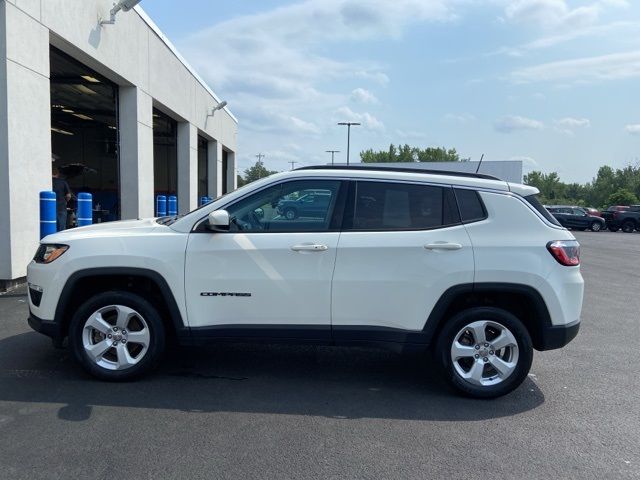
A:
[[435, 307, 533, 398], [590, 221, 602, 232], [69, 291, 165, 381]]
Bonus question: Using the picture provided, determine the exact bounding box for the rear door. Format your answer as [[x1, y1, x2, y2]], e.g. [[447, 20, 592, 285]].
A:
[[331, 181, 474, 336]]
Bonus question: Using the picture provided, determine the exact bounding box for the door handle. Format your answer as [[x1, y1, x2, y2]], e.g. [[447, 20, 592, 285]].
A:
[[291, 243, 329, 252], [424, 242, 462, 251]]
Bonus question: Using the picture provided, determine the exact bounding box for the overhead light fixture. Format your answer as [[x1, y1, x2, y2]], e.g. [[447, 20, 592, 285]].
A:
[[51, 127, 74, 136], [72, 113, 93, 121], [81, 75, 101, 83], [100, 0, 143, 26], [108, 125, 117, 130], [52, 104, 65, 109], [75, 84, 97, 95], [207, 100, 228, 117], [62, 109, 75, 113]]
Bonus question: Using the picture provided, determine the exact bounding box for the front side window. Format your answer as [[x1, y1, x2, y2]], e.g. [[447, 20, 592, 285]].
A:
[[225, 180, 341, 232], [350, 181, 459, 231]]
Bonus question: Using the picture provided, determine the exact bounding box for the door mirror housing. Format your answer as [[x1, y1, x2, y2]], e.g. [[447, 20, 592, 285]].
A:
[[207, 210, 230, 231]]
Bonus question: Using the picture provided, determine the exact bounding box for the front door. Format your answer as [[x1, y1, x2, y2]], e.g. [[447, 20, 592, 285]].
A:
[[185, 179, 345, 340]]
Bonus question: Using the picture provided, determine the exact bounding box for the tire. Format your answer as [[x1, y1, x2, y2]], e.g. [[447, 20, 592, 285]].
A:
[[284, 208, 297, 220], [69, 291, 166, 381], [590, 221, 602, 232], [435, 307, 533, 399], [622, 221, 635, 233]]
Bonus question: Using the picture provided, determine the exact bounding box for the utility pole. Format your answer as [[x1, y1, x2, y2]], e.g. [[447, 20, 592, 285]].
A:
[[255, 153, 265, 163], [337, 122, 360, 165], [325, 150, 340, 165], [289, 161, 298, 170]]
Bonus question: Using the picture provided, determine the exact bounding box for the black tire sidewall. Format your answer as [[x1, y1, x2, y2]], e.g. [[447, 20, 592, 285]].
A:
[[69, 291, 166, 381], [435, 307, 533, 399], [285, 208, 297, 220]]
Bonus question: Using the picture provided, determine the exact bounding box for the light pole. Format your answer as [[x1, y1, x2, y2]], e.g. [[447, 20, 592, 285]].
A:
[[337, 122, 360, 165], [325, 150, 340, 165]]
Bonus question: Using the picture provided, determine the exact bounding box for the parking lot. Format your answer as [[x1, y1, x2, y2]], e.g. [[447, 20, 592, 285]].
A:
[[0, 231, 638, 479]]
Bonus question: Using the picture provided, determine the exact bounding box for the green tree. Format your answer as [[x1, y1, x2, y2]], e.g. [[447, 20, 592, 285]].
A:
[[240, 160, 278, 186], [523, 171, 565, 203], [607, 188, 638, 206], [360, 144, 459, 163]]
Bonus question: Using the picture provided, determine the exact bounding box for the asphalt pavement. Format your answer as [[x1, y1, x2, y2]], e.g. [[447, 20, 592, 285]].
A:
[[0, 231, 638, 479]]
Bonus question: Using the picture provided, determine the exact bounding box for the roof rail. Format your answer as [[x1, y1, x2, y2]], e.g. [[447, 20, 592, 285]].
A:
[[295, 164, 501, 181]]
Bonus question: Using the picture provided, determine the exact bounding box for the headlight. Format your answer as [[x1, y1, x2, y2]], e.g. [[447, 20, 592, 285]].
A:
[[34, 244, 69, 264]]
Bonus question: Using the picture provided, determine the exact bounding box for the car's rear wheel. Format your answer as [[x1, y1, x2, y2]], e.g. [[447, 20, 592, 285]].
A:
[[284, 208, 297, 220], [590, 221, 602, 232], [435, 307, 533, 398], [69, 291, 165, 381], [622, 221, 635, 233]]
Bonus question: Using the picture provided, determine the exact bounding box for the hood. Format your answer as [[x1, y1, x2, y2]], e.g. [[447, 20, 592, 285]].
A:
[[42, 218, 164, 243]]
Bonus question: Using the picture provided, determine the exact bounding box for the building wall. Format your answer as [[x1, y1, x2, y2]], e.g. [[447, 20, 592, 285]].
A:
[[0, 0, 238, 283]]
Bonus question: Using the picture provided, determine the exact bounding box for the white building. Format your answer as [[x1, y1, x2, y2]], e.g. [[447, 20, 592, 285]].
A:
[[0, 0, 238, 289]]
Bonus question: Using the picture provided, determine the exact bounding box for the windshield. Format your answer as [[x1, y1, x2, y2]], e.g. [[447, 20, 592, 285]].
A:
[[154, 183, 255, 226]]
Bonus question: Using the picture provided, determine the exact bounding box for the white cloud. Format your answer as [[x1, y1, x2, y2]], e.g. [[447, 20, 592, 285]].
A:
[[491, 21, 640, 58], [335, 106, 385, 131], [511, 50, 640, 83], [444, 113, 476, 123], [625, 124, 640, 135], [556, 117, 591, 128], [599, 0, 629, 8], [509, 156, 539, 168], [495, 115, 544, 133], [396, 129, 427, 139], [351, 88, 379, 104], [504, 0, 600, 29]]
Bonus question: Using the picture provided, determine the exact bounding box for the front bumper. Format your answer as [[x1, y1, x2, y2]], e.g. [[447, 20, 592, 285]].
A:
[[538, 319, 580, 350], [28, 312, 62, 341]]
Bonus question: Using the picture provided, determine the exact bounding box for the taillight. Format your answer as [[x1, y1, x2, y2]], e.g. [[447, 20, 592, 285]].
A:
[[547, 240, 580, 266]]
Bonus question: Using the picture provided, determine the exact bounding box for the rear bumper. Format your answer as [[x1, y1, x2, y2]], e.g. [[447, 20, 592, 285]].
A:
[[28, 312, 62, 341], [538, 319, 580, 350]]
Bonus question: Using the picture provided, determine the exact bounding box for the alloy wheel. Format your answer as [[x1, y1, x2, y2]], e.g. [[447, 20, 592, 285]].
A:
[[450, 320, 519, 387], [82, 305, 151, 371]]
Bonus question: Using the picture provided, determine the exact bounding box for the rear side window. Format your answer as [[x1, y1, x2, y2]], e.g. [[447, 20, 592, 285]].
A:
[[350, 182, 460, 231], [524, 194, 561, 226], [454, 189, 487, 223]]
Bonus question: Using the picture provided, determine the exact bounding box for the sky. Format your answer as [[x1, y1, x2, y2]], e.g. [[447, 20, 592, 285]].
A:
[[141, 0, 640, 184]]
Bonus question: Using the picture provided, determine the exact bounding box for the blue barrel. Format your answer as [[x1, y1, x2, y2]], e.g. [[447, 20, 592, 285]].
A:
[[156, 195, 167, 216], [168, 195, 177, 216], [77, 192, 93, 227], [39, 191, 57, 239], [200, 196, 209, 206]]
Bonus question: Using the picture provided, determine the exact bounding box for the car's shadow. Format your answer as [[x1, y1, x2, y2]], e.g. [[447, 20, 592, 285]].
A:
[[0, 332, 544, 422]]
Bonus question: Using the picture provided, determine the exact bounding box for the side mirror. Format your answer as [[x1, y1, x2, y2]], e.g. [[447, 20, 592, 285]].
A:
[[207, 210, 230, 231]]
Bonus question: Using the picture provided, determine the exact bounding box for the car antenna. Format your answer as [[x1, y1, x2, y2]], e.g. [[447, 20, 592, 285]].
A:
[[475, 153, 485, 174]]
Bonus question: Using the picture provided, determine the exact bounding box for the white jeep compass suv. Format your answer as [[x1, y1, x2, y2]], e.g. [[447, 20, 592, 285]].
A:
[[27, 166, 583, 398]]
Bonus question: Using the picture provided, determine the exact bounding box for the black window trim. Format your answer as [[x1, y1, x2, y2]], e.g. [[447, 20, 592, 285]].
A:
[[341, 179, 463, 233], [193, 178, 348, 234]]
